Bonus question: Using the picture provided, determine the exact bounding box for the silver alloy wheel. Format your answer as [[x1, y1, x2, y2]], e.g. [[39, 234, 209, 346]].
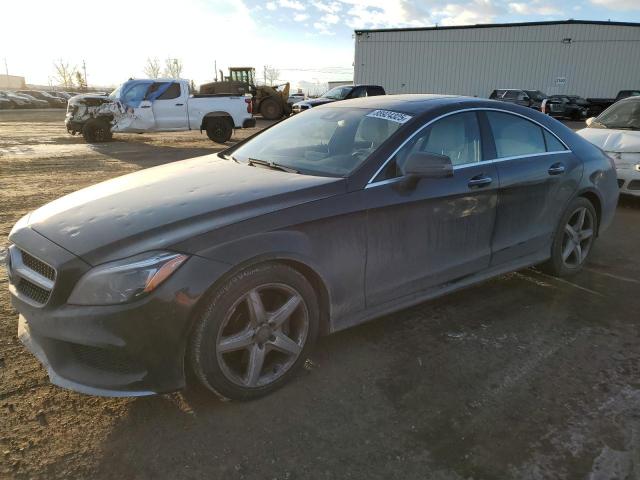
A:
[[216, 283, 309, 388], [561, 206, 595, 268]]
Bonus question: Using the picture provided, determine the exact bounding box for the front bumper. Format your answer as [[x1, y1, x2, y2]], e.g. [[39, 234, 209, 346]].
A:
[[617, 168, 640, 196], [8, 227, 231, 397]]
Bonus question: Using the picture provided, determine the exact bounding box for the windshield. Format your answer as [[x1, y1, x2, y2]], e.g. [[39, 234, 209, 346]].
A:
[[230, 107, 409, 176], [109, 87, 121, 99], [593, 100, 640, 130], [322, 86, 353, 100]]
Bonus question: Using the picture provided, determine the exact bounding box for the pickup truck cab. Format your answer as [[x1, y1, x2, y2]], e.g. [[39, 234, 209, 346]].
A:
[[66, 79, 255, 143]]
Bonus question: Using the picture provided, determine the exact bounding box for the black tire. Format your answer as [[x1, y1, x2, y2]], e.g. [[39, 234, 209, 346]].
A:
[[540, 197, 597, 277], [82, 118, 112, 143], [259, 98, 283, 120], [189, 263, 319, 401], [205, 117, 233, 143]]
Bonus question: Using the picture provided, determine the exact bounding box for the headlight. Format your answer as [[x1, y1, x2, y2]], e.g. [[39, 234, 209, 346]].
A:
[[68, 251, 189, 306], [635, 163, 640, 172]]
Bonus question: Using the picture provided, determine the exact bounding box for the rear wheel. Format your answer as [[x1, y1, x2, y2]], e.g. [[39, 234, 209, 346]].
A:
[[259, 98, 283, 120], [82, 118, 112, 143], [205, 117, 233, 143], [540, 197, 597, 277], [190, 263, 319, 400]]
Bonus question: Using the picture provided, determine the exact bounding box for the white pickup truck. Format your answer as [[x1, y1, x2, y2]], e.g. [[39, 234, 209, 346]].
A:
[[65, 78, 255, 143]]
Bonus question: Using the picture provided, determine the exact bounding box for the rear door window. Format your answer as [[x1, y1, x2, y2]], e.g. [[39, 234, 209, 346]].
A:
[[543, 130, 566, 152], [158, 83, 181, 100], [486, 111, 546, 158]]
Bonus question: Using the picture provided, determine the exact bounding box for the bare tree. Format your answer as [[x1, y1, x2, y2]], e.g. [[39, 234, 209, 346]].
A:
[[264, 65, 280, 86], [163, 58, 183, 78], [74, 71, 87, 91], [53, 59, 77, 89], [144, 57, 161, 78]]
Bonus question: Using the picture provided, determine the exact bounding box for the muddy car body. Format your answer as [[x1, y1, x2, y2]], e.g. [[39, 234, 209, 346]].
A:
[[8, 95, 618, 400]]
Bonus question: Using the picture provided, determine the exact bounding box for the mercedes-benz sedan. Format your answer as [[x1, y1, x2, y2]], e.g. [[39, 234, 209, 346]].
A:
[[7, 95, 618, 400]]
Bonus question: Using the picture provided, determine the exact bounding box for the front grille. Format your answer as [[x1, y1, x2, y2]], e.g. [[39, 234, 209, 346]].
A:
[[69, 344, 142, 375], [17, 278, 51, 304], [618, 179, 625, 188], [628, 180, 640, 191], [20, 250, 56, 281], [8, 246, 56, 306]]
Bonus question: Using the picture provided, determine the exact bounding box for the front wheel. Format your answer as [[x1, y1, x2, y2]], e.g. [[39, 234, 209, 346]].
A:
[[82, 118, 112, 143], [189, 263, 319, 400], [540, 197, 597, 277]]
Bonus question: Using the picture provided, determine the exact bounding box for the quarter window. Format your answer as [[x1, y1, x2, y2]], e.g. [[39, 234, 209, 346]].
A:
[[486, 111, 546, 158], [543, 130, 566, 152]]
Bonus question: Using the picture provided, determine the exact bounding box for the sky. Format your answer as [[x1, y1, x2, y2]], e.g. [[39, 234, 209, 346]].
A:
[[2, 0, 640, 93]]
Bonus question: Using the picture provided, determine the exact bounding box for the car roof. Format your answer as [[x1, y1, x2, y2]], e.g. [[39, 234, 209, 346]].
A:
[[316, 94, 472, 114]]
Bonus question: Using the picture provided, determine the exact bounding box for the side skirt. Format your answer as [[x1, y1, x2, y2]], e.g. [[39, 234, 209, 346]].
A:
[[330, 250, 549, 334]]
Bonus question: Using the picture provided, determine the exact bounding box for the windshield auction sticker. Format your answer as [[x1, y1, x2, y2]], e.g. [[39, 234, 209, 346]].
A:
[[366, 110, 413, 124]]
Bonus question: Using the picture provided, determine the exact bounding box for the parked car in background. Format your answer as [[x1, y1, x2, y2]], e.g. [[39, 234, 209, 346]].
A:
[[587, 90, 640, 116], [489, 89, 547, 110], [0, 96, 13, 109], [543, 95, 588, 120], [0, 91, 32, 108], [46, 91, 70, 103], [291, 84, 385, 113], [577, 96, 640, 196], [288, 92, 305, 105], [18, 90, 66, 108], [8, 95, 618, 401], [8, 92, 49, 109], [66, 78, 255, 143]]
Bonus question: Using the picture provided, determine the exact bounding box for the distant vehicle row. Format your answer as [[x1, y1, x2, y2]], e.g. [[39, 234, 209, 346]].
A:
[[490, 88, 640, 119], [0, 90, 78, 109]]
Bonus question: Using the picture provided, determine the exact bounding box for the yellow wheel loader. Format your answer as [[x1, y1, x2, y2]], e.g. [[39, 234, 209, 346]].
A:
[[200, 67, 291, 120]]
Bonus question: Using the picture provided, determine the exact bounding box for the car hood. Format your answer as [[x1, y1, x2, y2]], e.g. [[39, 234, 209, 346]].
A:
[[577, 128, 640, 153], [25, 155, 345, 265], [297, 98, 336, 107], [68, 94, 113, 106]]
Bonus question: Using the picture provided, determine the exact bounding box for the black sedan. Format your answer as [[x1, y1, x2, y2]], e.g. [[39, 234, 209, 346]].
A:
[[7, 96, 618, 400], [291, 84, 385, 113]]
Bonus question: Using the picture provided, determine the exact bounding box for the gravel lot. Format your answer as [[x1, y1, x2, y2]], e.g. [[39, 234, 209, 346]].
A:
[[1, 109, 639, 479]]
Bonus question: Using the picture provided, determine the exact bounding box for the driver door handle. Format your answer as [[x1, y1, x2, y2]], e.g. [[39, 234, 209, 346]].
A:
[[140, 105, 151, 109], [468, 174, 493, 188], [548, 163, 566, 175], [175, 103, 184, 106]]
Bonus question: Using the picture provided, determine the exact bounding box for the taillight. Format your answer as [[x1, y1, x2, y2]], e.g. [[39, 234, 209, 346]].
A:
[[245, 98, 252, 114]]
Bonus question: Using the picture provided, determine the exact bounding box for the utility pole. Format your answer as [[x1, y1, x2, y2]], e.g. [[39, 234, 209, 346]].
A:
[[214, 60, 217, 81], [3, 57, 8, 76], [82, 60, 88, 90], [263, 65, 266, 86]]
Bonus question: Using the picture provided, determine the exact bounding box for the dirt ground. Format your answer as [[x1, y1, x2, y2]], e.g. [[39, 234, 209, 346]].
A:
[[1, 110, 640, 479]]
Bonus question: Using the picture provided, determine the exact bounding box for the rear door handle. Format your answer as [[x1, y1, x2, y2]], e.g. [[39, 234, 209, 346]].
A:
[[548, 163, 565, 175], [468, 174, 493, 188], [175, 103, 184, 106]]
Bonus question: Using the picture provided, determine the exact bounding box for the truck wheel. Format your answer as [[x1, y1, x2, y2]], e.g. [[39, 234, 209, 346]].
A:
[[260, 98, 283, 120], [206, 118, 233, 143], [82, 119, 112, 143]]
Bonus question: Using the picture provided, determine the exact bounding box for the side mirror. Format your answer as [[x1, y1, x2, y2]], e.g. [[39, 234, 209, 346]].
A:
[[401, 152, 453, 179], [585, 117, 595, 127]]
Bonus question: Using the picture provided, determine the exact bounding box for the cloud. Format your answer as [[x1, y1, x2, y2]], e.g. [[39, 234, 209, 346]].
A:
[[266, 1, 277, 10], [313, 1, 343, 13], [294, 13, 310, 21], [278, 0, 305, 10], [508, 1, 562, 15], [433, 0, 502, 25], [589, 0, 640, 10]]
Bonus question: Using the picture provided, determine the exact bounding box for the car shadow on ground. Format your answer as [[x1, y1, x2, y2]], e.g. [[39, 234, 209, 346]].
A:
[[88, 141, 226, 168]]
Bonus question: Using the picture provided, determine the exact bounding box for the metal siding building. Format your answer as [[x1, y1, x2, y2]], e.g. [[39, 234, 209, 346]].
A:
[[354, 20, 640, 98]]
